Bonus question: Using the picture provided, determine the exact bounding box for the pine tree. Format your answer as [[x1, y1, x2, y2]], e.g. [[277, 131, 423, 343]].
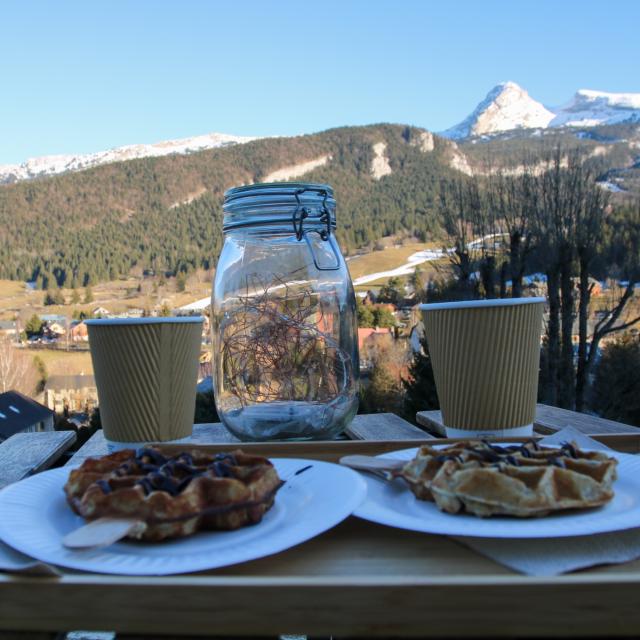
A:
[[356, 300, 375, 327], [377, 277, 403, 305], [53, 289, 65, 305], [71, 289, 81, 304], [372, 307, 396, 328], [176, 272, 187, 293], [25, 314, 43, 337], [84, 286, 94, 304]]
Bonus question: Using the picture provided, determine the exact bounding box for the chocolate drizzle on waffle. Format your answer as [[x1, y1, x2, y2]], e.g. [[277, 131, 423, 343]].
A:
[[95, 449, 241, 497], [400, 440, 618, 518]]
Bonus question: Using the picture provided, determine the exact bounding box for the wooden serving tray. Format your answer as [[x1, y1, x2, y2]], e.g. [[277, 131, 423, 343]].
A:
[[2, 438, 640, 638], [154, 432, 640, 457]]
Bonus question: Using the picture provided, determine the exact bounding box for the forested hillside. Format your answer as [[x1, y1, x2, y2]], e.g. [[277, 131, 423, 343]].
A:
[[0, 122, 635, 288]]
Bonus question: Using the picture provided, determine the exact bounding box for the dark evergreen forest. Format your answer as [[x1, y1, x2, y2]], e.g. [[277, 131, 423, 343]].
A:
[[0, 123, 634, 289]]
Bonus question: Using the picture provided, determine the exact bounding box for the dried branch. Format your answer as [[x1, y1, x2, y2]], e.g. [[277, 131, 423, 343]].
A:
[[219, 274, 352, 408]]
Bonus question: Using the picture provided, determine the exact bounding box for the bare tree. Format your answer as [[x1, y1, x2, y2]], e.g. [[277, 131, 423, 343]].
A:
[[532, 148, 570, 406], [488, 161, 537, 298], [574, 175, 609, 411], [0, 336, 38, 396], [438, 178, 476, 298], [578, 203, 640, 409]]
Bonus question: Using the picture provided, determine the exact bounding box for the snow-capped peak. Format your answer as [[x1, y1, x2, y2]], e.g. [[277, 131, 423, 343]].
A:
[[0, 131, 260, 184], [550, 89, 640, 127], [574, 89, 640, 110], [442, 84, 640, 139], [442, 81, 555, 139]]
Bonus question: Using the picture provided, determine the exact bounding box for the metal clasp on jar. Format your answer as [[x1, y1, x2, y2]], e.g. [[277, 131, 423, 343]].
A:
[[293, 187, 340, 271]]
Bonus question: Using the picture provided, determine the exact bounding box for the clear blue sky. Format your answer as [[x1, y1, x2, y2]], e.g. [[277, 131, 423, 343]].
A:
[[1, 0, 638, 164]]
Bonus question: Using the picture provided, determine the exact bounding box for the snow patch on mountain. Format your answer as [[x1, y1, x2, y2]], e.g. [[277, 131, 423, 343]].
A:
[[371, 142, 392, 179], [443, 82, 555, 139], [0, 132, 260, 184], [262, 155, 331, 182], [551, 90, 640, 128]]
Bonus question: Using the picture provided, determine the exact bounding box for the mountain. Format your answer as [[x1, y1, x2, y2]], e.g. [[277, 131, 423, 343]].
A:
[[443, 82, 555, 139], [443, 82, 640, 139], [551, 90, 640, 128], [0, 118, 636, 290], [0, 132, 259, 185], [0, 124, 457, 287]]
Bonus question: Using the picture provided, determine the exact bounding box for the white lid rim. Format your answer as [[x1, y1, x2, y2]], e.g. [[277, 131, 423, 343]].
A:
[[419, 297, 545, 312], [85, 317, 204, 326]]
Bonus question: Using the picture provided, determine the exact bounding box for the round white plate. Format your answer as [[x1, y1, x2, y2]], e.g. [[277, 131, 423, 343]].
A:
[[353, 447, 640, 538], [0, 458, 366, 575]]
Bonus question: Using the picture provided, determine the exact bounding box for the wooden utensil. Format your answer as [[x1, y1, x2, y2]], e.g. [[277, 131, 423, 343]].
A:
[[63, 517, 145, 550]]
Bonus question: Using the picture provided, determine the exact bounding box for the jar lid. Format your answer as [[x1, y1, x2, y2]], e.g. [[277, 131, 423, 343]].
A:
[[223, 182, 336, 236]]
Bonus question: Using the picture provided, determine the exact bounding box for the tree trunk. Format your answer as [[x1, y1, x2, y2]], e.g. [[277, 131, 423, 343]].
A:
[[480, 255, 496, 299], [544, 269, 561, 406], [559, 243, 575, 409], [510, 232, 523, 298], [499, 262, 508, 299], [575, 252, 591, 412]]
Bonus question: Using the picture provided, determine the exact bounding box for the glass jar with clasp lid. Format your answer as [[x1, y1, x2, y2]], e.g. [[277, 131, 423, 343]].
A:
[[211, 182, 359, 441]]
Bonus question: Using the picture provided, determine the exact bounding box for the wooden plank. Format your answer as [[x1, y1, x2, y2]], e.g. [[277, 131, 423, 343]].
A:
[[346, 412, 432, 441], [69, 414, 429, 466], [68, 423, 237, 466], [534, 404, 640, 435], [416, 409, 446, 435], [1, 517, 640, 637], [417, 404, 640, 437], [0, 431, 76, 489], [69, 438, 437, 466]]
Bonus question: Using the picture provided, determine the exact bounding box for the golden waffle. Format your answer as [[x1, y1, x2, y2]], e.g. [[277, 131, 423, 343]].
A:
[[400, 440, 618, 518], [65, 448, 283, 541]]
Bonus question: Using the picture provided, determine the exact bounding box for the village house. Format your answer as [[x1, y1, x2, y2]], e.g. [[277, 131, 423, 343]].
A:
[[0, 320, 17, 337], [44, 374, 97, 414], [0, 390, 55, 442], [40, 314, 67, 325], [45, 321, 67, 339], [69, 320, 89, 342], [92, 306, 110, 317], [358, 326, 395, 371]]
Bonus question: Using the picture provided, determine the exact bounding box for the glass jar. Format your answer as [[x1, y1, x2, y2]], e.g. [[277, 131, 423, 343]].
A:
[[211, 182, 359, 441]]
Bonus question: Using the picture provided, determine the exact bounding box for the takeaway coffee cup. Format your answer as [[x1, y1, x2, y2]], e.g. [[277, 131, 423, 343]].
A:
[[420, 298, 545, 438], [86, 317, 204, 450]]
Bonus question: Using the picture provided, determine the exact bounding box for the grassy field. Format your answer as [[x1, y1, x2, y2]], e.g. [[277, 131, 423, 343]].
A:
[[345, 242, 442, 280], [0, 272, 213, 321], [26, 348, 94, 378], [0, 280, 24, 297]]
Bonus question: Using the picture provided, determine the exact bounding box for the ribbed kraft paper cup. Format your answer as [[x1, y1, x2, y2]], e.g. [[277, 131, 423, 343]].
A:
[[86, 317, 203, 446], [420, 298, 544, 437]]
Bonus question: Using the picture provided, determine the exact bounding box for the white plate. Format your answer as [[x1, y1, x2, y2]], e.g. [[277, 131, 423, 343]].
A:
[[354, 447, 640, 538], [0, 458, 366, 575]]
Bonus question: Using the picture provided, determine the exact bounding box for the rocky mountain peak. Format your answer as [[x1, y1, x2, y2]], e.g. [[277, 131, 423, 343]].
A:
[[443, 81, 555, 139]]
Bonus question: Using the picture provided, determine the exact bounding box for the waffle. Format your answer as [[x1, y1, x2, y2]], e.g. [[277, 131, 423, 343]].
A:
[[400, 440, 618, 517], [64, 448, 283, 541]]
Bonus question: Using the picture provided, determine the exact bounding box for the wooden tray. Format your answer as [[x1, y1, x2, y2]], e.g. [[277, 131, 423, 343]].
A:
[[2, 438, 640, 638], [154, 432, 640, 457]]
